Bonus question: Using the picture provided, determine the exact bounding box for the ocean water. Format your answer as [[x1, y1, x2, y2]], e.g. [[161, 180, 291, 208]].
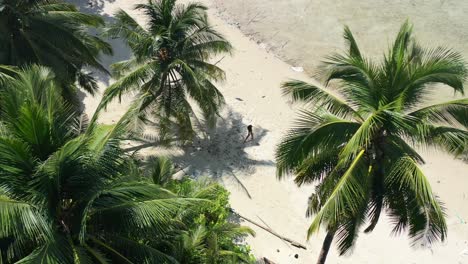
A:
[[213, 0, 468, 99]]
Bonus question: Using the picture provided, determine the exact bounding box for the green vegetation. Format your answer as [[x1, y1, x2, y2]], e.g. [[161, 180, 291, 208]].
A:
[[0, 0, 255, 263], [0, 65, 185, 263], [0, 66, 253, 263], [0, 0, 112, 99], [0, 1, 247, 262], [276, 21, 468, 263], [97, 0, 232, 140], [144, 159, 256, 263], [1, 0, 467, 263]]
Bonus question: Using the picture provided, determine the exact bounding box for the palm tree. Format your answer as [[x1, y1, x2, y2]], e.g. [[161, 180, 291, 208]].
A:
[[172, 222, 255, 264], [168, 177, 256, 264], [98, 0, 232, 139], [0, 0, 112, 98], [0, 66, 199, 263], [276, 21, 468, 264], [139, 157, 256, 263]]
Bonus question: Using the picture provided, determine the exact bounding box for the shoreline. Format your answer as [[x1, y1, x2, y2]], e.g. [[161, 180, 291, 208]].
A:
[[208, 0, 468, 89]]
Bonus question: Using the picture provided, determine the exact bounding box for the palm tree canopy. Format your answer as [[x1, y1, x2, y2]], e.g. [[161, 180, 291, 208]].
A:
[[98, 0, 232, 139], [0, 66, 203, 263], [276, 21, 467, 255], [0, 0, 112, 95], [162, 175, 256, 264]]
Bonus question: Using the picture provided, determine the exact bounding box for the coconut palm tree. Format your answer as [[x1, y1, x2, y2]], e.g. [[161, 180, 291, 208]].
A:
[[166, 176, 256, 264], [171, 222, 255, 264], [136, 156, 256, 263], [0, 0, 112, 98], [0, 66, 199, 263], [276, 21, 468, 264], [98, 0, 232, 139]]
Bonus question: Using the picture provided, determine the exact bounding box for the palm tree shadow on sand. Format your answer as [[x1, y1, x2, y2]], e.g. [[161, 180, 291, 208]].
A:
[[66, 0, 115, 14], [66, 0, 131, 85], [172, 108, 274, 198]]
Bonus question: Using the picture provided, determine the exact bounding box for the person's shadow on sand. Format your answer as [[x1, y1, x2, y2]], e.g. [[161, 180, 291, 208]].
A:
[[172, 108, 274, 198]]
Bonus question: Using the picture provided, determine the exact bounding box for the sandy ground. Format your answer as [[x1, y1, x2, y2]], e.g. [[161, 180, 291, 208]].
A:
[[75, 0, 468, 263]]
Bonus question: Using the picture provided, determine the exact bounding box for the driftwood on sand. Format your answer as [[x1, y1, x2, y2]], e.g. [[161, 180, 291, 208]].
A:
[[262, 257, 277, 264], [230, 209, 307, 250]]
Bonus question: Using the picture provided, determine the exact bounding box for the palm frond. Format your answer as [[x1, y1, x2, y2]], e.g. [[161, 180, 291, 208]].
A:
[[144, 156, 175, 185], [397, 47, 467, 109], [0, 196, 52, 241], [276, 110, 360, 178], [102, 234, 178, 264], [339, 110, 384, 163], [307, 150, 368, 238], [408, 98, 468, 128], [16, 235, 73, 264], [281, 80, 361, 119], [343, 25, 362, 59], [334, 204, 367, 255], [90, 182, 205, 234], [386, 156, 447, 246]]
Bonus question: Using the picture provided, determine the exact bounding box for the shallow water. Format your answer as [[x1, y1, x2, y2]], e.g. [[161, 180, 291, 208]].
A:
[[212, 0, 468, 99]]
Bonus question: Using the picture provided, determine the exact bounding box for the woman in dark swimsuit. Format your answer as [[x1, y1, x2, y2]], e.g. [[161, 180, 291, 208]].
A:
[[243, 124, 253, 143]]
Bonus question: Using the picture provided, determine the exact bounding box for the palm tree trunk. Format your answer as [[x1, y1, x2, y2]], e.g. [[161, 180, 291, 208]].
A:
[[316, 230, 335, 264]]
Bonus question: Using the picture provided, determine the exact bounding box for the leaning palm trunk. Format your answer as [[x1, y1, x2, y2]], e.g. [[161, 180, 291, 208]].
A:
[[317, 230, 335, 264]]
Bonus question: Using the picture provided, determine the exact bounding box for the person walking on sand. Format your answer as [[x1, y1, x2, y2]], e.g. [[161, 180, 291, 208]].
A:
[[244, 124, 254, 143]]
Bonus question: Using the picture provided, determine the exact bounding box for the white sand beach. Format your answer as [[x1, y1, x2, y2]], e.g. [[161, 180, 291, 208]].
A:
[[78, 0, 468, 263]]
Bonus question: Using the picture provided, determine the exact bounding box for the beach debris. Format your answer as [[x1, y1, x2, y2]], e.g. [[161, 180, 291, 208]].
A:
[[262, 95, 266, 98], [230, 209, 307, 250], [276, 249, 280, 252], [228, 171, 252, 199], [455, 212, 466, 224], [235, 97, 244, 101], [294, 254, 299, 259], [291, 66, 303, 72], [214, 55, 225, 65], [459, 248, 468, 257], [247, 12, 263, 25], [172, 165, 191, 179], [262, 257, 277, 264]]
